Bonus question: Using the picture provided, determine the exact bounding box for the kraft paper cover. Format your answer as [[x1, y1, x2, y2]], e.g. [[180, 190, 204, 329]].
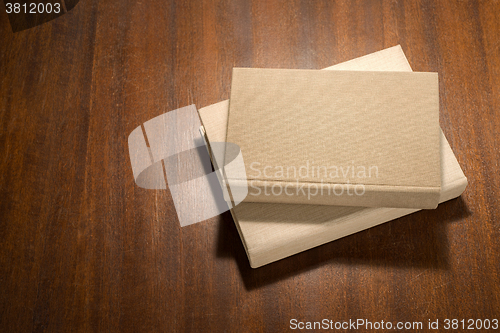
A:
[[199, 46, 467, 268], [226, 68, 441, 209]]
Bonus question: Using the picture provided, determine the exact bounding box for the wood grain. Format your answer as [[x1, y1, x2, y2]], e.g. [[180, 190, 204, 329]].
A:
[[0, 0, 498, 332]]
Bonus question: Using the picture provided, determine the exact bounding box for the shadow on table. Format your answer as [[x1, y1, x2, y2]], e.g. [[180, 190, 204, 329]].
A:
[[216, 196, 471, 291]]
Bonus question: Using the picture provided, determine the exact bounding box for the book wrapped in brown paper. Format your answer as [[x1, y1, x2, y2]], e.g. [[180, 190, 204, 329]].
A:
[[225, 67, 441, 209], [199, 45, 467, 268]]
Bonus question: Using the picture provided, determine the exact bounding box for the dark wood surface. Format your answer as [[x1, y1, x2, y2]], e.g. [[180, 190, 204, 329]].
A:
[[1, 1, 499, 332]]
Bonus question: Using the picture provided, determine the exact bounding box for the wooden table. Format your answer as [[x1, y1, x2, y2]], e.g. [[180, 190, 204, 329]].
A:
[[1, 1, 499, 332]]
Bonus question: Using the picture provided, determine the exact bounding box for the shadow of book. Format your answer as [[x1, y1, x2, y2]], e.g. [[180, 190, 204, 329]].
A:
[[216, 196, 471, 290]]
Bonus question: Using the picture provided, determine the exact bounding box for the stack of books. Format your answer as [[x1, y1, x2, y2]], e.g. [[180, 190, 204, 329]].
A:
[[198, 45, 467, 268]]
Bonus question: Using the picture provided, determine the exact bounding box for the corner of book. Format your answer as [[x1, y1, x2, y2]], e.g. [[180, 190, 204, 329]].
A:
[[249, 260, 259, 269], [248, 255, 269, 269], [458, 175, 468, 196]]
